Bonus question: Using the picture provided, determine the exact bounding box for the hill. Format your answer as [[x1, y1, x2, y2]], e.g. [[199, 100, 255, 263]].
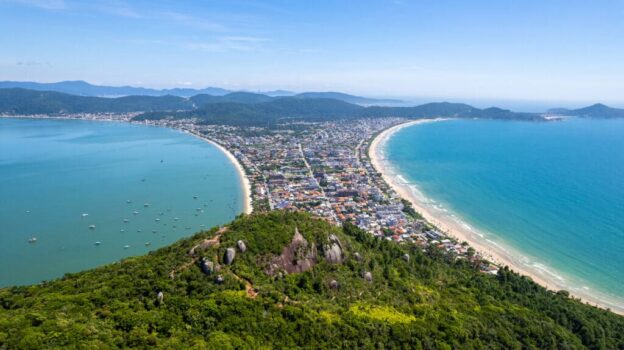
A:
[[0, 88, 193, 115], [1, 211, 622, 349], [548, 104, 624, 118], [295, 91, 403, 105]]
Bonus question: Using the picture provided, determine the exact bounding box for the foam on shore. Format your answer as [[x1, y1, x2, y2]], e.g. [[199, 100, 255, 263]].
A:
[[369, 119, 624, 315]]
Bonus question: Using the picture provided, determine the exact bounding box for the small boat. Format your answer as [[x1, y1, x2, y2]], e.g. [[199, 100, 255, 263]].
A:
[[173, 217, 179, 221], [155, 218, 160, 222], [26, 210, 31, 214], [143, 203, 150, 208], [193, 195, 198, 199], [123, 218, 129, 223], [124, 245, 130, 249], [196, 208, 202, 211], [28, 237, 37, 243], [126, 200, 131, 204], [133, 211, 139, 215], [159, 212, 164, 216], [120, 229, 125, 232], [137, 229, 142, 232], [81, 213, 89, 217], [145, 242, 151, 246], [89, 225, 96, 230], [152, 230, 157, 233], [94, 241, 101, 246]]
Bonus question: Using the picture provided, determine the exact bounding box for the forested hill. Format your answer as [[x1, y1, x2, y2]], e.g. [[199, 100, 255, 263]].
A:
[[548, 103, 624, 118], [0, 88, 542, 124], [1, 211, 622, 349]]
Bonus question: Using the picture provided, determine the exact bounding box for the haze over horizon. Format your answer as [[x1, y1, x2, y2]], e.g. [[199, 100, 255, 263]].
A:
[[1, 0, 624, 106]]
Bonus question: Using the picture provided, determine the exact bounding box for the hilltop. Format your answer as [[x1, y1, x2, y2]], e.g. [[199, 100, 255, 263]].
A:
[[1, 211, 622, 349], [548, 104, 624, 118]]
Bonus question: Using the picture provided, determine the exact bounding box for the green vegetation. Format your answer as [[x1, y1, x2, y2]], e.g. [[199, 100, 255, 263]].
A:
[[1, 211, 622, 349]]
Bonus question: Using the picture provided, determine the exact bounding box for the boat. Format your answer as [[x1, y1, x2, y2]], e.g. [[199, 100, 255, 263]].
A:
[[123, 218, 129, 223], [174, 217, 179, 221], [123, 245, 130, 249], [28, 237, 37, 243], [145, 242, 151, 246], [120, 229, 125, 232], [193, 195, 198, 199], [94, 241, 101, 246], [155, 218, 160, 222], [152, 230, 157, 233], [133, 211, 139, 215], [26, 210, 31, 214], [144, 203, 150, 207], [89, 225, 96, 230], [137, 229, 142, 232], [126, 200, 131, 204], [81, 213, 89, 217]]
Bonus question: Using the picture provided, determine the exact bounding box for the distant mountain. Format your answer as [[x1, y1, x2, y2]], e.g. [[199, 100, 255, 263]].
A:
[[0, 81, 398, 105], [0, 87, 543, 124], [190, 92, 275, 106], [548, 103, 624, 118], [295, 91, 403, 105], [0, 88, 192, 114], [0, 80, 231, 97]]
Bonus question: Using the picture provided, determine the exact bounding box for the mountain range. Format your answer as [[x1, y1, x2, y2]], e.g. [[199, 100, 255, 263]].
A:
[[0, 88, 543, 125], [0, 80, 399, 105], [548, 103, 624, 119]]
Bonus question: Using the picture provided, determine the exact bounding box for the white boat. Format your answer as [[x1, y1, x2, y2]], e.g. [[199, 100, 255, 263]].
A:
[[123, 218, 129, 223], [123, 245, 130, 249], [144, 203, 150, 207], [133, 211, 139, 215], [155, 218, 160, 222], [88, 225, 96, 230], [28, 237, 37, 243], [126, 200, 131, 204], [94, 241, 101, 246], [145, 242, 151, 246], [81, 213, 89, 217]]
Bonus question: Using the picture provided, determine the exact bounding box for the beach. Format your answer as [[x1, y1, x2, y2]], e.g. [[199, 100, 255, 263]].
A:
[[369, 119, 624, 315], [185, 130, 253, 215]]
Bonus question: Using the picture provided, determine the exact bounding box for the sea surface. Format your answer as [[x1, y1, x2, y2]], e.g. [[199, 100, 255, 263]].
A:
[[0, 118, 244, 286], [385, 117, 624, 307]]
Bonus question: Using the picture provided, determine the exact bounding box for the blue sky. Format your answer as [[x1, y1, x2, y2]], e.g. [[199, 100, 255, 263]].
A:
[[1, 0, 623, 105]]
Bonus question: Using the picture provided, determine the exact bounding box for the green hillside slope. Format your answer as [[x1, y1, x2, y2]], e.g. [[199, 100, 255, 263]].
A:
[[1, 211, 622, 349]]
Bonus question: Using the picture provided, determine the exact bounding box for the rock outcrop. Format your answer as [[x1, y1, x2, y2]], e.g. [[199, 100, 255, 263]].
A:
[[237, 240, 247, 253], [224, 248, 236, 265], [200, 258, 215, 275], [323, 234, 344, 264], [266, 227, 317, 275]]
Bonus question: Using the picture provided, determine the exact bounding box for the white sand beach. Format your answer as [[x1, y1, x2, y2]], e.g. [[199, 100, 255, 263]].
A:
[[185, 130, 253, 215], [369, 119, 623, 315]]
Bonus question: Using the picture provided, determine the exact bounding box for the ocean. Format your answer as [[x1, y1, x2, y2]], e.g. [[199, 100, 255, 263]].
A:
[[0, 118, 244, 286], [384, 117, 624, 309]]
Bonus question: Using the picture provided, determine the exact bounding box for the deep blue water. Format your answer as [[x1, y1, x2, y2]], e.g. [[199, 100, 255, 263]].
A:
[[385, 118, 624, 306], [0, 118, 244, 286]]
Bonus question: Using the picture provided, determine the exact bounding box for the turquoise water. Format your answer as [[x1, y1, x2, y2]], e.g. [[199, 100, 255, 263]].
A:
[[385, 118, 624, 306], [0, 118, 244, 286]]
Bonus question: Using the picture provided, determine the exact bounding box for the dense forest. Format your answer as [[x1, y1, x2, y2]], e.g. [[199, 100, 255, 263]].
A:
[[1, 211, 622, 349]]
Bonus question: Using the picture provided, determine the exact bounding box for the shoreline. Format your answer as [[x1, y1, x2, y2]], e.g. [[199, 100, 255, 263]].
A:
[[2, 116, 254, 216], [183, 129, 253, 215], [369, 119, 624, 315]]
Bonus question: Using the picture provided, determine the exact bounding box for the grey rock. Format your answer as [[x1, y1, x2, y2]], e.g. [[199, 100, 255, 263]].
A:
[[237, 240, 247, 253], [157, 291, 164, 303], [224, 247, 236, 265], [402, 253, 410, 263], [200, 258, 214, 275], [363, 271, 373, 282], [329, 279, 339, 289], [324, 234, 343, 264], [354, 252, 362, 261]]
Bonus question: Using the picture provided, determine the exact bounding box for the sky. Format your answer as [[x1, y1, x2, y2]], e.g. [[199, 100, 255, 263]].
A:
[[1, 0, 623, 106]]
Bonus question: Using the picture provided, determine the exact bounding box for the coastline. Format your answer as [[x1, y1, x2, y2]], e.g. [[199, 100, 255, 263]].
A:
[[369, 119, 624, 315], [183, 129, 253, 215]]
